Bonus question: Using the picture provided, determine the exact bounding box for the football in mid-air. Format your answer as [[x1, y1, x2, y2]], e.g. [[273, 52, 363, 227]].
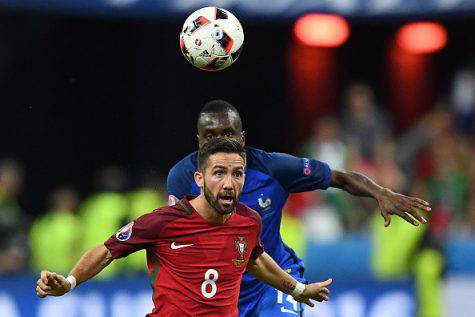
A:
[[179, 7, 244, 71]]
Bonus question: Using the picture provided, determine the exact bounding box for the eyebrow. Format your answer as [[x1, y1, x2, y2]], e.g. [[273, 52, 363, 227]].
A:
[[212, 164, 244, 170]]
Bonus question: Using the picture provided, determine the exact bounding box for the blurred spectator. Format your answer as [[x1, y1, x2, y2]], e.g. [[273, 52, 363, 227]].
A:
[[451, 67, 475, 135], [0, 159, 27, 274], [396, 101, 452, 174], [342, 83, 391, 159], [29, 187, 81, 275], [371, 181, 443, 317], [464, 146, 475, 235], [122, 171, 167, 274], [466, 195, 475, 236], [300, 199, 344, 243], [425, 130, 469, 235], [299, 116, 365, 231], [128, 171, 167, 220], [373, 136, 406, 191], [78, 165, 129, 278], [300, 116, 347, 170]]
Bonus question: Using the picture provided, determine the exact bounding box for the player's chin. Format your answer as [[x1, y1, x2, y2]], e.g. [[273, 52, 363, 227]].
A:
[[217, 199, 235, 214]]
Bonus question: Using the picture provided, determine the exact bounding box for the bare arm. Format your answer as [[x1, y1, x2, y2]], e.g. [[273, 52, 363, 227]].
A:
[[247, 252, 332, 307], [36, 244, 113, 298], [330, 169, 431, 227], [330, 169, 385, 198], [69, 244, 113, 285]]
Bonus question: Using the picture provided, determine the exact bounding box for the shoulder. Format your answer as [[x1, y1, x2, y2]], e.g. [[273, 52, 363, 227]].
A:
[[244, 146, 273, 173], [245, 146, 332, 192], [235, 202, 262, 224], [245, 146, 300, 176], [135, 204, 190, 230], [167, 151, 198, 196]]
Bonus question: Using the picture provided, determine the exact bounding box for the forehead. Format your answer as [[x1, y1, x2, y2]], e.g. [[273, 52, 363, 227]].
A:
[[207, 153, 245, 169], [198, 112, 240, 133]]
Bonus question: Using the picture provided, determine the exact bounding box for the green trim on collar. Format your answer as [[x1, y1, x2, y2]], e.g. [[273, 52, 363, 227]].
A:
[[178, 200, 192, 215]]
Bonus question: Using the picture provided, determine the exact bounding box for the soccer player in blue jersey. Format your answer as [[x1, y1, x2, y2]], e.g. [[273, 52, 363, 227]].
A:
[[167, 100, 431, 317]]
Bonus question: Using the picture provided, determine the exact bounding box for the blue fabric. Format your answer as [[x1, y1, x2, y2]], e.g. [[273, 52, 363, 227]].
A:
[[238, 264, 306, 317], [167, 146, 331, 315]]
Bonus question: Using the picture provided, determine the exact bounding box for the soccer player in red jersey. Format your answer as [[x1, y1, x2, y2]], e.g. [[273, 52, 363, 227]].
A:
[[36, 138, 332, 317]]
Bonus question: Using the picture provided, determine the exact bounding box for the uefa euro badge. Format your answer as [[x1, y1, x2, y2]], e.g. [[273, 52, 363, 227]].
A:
[[116, 222, 134, 241], [233, 236, 248, 268]]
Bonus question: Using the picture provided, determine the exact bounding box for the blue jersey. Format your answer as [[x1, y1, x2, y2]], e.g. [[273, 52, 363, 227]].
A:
[[167, 146, 331, 305]]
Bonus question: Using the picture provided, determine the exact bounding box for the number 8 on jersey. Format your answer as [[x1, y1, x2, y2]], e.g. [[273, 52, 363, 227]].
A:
[[202, 269, 219, 298]]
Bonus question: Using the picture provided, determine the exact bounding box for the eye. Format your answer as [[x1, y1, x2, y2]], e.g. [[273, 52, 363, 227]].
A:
[[205, 134, 214, 140], [214, 170, 223, 177], [224, 131, 234, 137], [233, 171, 243, 178]]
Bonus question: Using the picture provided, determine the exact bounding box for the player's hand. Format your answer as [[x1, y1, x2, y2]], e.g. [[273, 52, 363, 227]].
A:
[[377, 189, 431, 227], [294, 278, 332, 307], [36, 270, 71, 298]]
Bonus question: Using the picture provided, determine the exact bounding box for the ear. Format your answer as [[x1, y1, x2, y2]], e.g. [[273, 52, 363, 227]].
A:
[[241, 131, 246, 146], [197, 134, 207, 149], [194, 171, 204, 188], [197, 134, 202, 147]]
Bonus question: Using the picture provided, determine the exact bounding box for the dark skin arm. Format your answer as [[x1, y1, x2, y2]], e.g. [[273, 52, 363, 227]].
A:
[[330, 170, 431, 227]]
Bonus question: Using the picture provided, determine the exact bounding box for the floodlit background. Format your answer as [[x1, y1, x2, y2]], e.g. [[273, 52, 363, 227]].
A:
[[0, 1, 474, 316]]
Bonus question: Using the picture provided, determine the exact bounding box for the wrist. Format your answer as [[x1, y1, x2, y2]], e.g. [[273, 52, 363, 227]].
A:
[[291, 281, 305, 298], [66, 275, 77, 292], [374, 187, 390, 200]]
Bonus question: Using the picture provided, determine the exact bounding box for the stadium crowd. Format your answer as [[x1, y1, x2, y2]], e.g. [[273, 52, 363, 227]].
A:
[[0, 68, 474, 280]]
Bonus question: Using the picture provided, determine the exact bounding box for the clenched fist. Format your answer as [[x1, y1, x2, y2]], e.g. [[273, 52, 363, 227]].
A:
[[36, 270, 72, 298]]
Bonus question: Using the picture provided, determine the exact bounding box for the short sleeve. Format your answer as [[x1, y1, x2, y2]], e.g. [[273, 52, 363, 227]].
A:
[[167, 158, 195, 200], [263, 152, 332, 193], [250, 240, 264, 259], [250, 213, 264, 259], [104, 214, 159, 259]]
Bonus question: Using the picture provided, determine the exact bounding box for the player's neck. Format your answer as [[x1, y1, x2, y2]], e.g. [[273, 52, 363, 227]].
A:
[[189, 195, 231, 225]]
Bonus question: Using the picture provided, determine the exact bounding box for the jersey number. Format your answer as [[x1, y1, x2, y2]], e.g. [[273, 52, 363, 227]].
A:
[[277, 290, 299, 312], [201, 269, 219, 298]]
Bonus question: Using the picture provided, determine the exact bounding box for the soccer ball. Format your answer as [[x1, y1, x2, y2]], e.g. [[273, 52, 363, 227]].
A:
[[179, 7, 244, 71]]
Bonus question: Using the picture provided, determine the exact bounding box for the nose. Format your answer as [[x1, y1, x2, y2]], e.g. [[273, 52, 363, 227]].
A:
[[222, 173, 233, 190]]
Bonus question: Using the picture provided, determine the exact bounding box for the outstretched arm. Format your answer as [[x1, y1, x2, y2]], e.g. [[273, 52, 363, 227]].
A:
[[247, 252, 332, 307], [330, 169, 431, 226], [36, 244, 113, 298]]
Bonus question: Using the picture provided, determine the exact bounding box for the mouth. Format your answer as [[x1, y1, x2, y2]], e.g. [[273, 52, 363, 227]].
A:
[[218, 194, 234, 205]]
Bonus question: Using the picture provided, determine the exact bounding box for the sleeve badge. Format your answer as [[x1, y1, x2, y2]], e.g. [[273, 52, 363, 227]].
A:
[[116, 222, 134, 241]]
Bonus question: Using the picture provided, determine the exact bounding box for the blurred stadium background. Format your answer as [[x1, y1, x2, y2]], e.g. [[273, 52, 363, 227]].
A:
[[0, 1, 475, 316]]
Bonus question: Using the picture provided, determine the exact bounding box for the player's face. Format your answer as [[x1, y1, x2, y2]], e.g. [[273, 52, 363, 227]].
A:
[[197, 112, 245, 148], [200, 152, 245, 215]]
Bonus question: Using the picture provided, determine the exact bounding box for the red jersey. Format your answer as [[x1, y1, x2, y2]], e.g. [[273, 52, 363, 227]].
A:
[[104, 195, 264, 317]]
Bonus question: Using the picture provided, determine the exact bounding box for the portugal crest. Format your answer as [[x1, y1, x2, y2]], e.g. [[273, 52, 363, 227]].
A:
[[232, 236, 248, 268], [116, 222, 134, 241]]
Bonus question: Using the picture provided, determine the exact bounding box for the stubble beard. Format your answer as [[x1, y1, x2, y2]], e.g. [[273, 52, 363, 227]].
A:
[[203, 180, 240, 215]]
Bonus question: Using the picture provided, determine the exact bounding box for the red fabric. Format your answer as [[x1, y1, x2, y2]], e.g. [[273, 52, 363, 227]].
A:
[[104, 196, 263, 317], [284, 192, 318, 216]]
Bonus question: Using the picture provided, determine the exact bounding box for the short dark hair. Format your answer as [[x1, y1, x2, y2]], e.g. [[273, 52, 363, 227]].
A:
[[197, 100, 242, 129], [198, 138, 246, 172]]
